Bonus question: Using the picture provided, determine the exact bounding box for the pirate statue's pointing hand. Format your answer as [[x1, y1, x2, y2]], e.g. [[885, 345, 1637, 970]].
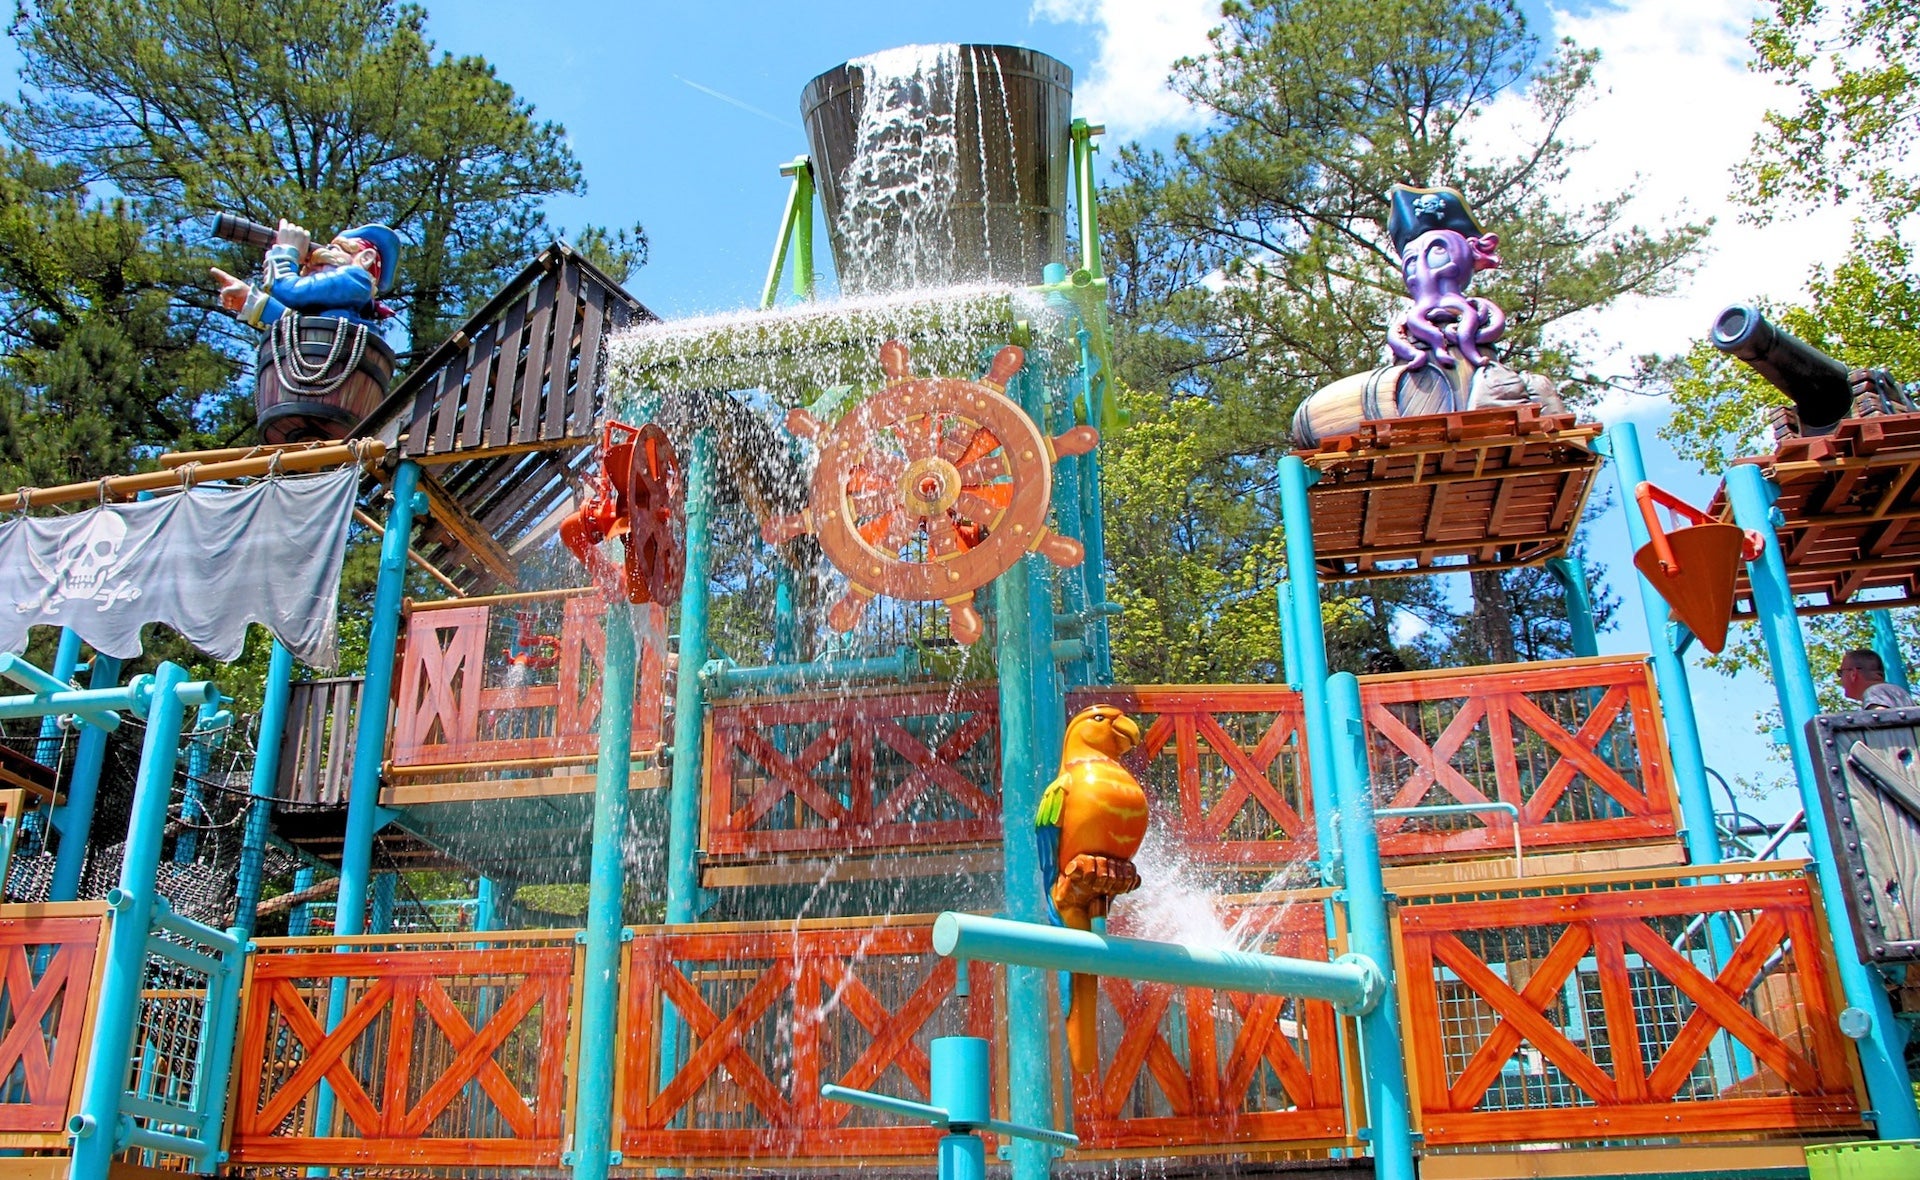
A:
[[210, 219, 401, 330]]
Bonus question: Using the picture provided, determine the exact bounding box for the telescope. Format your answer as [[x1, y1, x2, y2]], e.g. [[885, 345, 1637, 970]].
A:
[[210, 212, 278, 251], [1710, 304, 1854, 434]]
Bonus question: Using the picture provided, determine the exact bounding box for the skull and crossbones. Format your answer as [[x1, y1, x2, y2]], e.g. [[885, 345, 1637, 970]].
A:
[[22, 512, 144, 613]]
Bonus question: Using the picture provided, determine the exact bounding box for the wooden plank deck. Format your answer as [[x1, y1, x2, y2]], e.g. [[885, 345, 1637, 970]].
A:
[[1707, 414, 1920, 614], [1297, 407, 1602, 579]]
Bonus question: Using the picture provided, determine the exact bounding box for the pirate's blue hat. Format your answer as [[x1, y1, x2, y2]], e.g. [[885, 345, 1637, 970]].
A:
[[1387, 184, 1482, 256], [339, 224, 401, 293]]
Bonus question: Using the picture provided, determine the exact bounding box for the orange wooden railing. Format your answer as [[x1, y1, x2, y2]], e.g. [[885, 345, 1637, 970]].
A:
[[619, 918, 998, 1164], [391, 591, 667, 772], [703, 686, 1001, 857], [227, 932, 576, 1168], [0, 904, 107, 1140], [1076, 898, 1348, 1150], [1395, 869, 1864, 1144], [1077, 656, 1677, 866], [1361, 657, 1676, 857]]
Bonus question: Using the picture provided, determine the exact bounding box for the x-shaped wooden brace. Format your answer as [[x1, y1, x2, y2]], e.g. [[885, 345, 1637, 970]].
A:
[[869, 710, 996, 826], [0, 943, 84, 1112], [647, 957, 796, 1127], [1369, 697, 1497, 813], [818, 955, 956, 1122], [727, 725, 857, 832], [1189, 710, 1307, 842], [403, 617, 482, 750], [389, 973, 551, 1137], [1510, 686, 1646, 819]]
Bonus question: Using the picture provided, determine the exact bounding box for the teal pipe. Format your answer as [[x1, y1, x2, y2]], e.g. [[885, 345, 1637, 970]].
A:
[[1327, 673, 1415, 1180], [1278, 455, 1340, 881], [174, 697, 229, 864], [0, 652, 132, 732], [666, 429, 713, 926], [993, 355, 1069, 1180], [234, 642, 294, 938], [474, 877, 498, 933], [1546, 556, 1601, 658], [51, 654, 125, 901], [336, 458, 422, 937], [573, 602, 637, 1180], [33, 629, 82, 766], [699, 647, 918, 697], [933, 913, 1382, 1011], [68, 664, 217, 1178], [287, 867, 316, 937], [1601, 425, 1721, 867], [1724, 464, 1920, 1137], [0, 682, 149, 725], [1869, 608, 1909, 693]]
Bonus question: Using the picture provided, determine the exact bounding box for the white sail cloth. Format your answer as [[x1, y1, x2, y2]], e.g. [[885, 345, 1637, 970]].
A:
[[0, 467, 358, 667]]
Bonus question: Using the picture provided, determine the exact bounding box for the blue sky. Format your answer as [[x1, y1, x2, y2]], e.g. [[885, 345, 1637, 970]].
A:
[[3, 2, 1845, 828]]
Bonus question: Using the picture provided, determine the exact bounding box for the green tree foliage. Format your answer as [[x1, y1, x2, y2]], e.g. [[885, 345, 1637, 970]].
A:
[[6, 0, 636, 354], [1655, 2, 1920, 702], [1100, 0, 1694, 680]]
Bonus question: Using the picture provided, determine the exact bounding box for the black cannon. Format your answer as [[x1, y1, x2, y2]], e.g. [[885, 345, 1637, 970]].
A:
[[1710, 304, 1856, 435]]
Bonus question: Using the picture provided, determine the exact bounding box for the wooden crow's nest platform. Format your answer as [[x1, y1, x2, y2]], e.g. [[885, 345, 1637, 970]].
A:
[[1297, 406, 1602, 580], [1707, 414, 1920, 615]]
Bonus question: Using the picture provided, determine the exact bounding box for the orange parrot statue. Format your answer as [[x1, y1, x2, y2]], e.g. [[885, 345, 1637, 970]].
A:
[[1036, 703, 1148, 1074]]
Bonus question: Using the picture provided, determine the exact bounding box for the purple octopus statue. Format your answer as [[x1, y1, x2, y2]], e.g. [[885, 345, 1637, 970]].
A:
[[1291, 184, 1565, 448]]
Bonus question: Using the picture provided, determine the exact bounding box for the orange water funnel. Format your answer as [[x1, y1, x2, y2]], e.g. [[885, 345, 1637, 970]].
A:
[[1630, 482, 1763, 654]]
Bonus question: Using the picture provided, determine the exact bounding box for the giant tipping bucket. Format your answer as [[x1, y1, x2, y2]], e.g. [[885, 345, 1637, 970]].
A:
[[800, 44, 1073, 294]]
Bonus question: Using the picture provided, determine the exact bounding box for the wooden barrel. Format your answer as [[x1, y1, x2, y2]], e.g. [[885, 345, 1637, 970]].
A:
[[254, 317, 396, 445], [1293, 367, 1403, 448]]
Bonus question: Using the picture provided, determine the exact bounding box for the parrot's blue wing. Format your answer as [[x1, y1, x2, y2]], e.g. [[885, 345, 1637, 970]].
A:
[[1036, 772, 1067, 926]]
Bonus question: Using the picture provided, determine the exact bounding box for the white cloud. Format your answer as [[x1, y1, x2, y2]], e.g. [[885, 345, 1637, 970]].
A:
[[1030, 0, 1218, 138], [1494, 1, 1857, 368]]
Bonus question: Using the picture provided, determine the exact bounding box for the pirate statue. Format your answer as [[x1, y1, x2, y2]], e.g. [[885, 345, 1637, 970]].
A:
[[1291, 184, 1565, 448], [210, 218, 403, 444]]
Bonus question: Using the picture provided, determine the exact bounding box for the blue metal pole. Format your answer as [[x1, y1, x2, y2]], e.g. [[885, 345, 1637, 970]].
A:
[[1545, 556, 1601, 659], [1278, 455, 1339, 881], [666, 430, 713, 926], [474, 876, 498, 933], [1601, 425, 1721, 866], [336, 458, 422, 938], [1869, 608, 1910, 694], [32, 628, 82, 767], [234, 642, 294, 938], [174, 696, 228, 864], [1724, 464, 1920, 1138], [1326, 673, 1415, 1180], [573, 602, 637, 1180], [995, 551, 1053, 1180], [287, 867, 317, 937], [50, 654, 123, 901], [68, 663, 216, 1176]]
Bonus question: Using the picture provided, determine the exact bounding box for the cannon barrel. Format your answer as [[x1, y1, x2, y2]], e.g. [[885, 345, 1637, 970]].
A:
[[210, 212, 278, 250], [1710, 304, 1854, 432]]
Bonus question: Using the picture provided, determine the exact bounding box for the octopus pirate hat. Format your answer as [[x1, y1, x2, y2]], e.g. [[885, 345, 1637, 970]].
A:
[[1387, 184, 1483, 257]]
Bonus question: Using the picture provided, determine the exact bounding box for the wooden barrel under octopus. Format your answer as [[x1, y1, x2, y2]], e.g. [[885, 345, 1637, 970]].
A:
[[254, 316, 396, 445]]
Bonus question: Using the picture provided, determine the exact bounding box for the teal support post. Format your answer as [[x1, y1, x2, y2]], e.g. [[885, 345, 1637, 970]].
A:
[[337, 458, 422, 937], [369, 873, 396, 934], [772, 571, 801, 667], [174, 696, 230, 864], [1724, 464, 1920, 1138], [235, 642, 294, 938], [1326, 673, 1416, 1180], [666, 430, 714, 926], [474, 877, 498, 933], [1601, 425, 1721, 866], [1546, 556, 1601, 659], [68, 663, 217, 1177], [32, 628, 82, 770], [1277, 455, 1340, 882], [573, 603, 637, 1180], [287, 868, 317, 937], [50, 654, 123, 901], [1002, 358, 1068, 1180], [1869, 608, 1909, 693]]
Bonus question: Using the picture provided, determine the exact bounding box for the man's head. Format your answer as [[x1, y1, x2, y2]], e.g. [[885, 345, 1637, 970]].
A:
[[1840, 648, 1887, 701]]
